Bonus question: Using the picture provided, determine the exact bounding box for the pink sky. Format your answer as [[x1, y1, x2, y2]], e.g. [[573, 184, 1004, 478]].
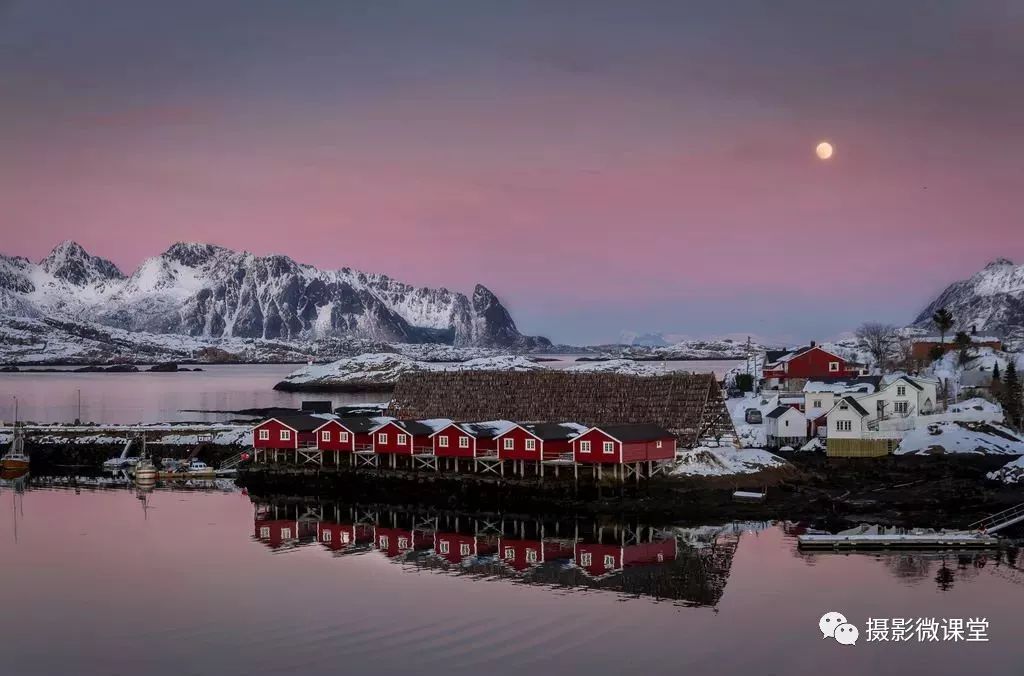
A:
[[2, 1, 1023, 343]]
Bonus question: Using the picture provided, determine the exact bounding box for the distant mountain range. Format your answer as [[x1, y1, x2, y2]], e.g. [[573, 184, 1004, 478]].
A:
[[0, 241, 549, 351], [914, 258, 1024, 344]]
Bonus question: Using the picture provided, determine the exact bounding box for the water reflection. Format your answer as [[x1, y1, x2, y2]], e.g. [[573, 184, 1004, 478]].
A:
[[251, 498, 753, 606]]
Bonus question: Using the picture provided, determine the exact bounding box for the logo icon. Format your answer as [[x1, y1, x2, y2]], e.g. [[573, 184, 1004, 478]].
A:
[[820, 611, 858, 646]]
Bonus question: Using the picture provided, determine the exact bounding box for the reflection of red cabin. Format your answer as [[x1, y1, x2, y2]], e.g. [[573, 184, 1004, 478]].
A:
[[494, 423, 581, 461], [623, 540, 677, 567], [498, 538, 575, 571], [373, 527, 431, 558], [371, 420, 435, 455], [254, 519, 299, 549], [571, 425, 676, 464], [317, 522, 357, 551], [575, 540, 678, 577], [253, 416, 318, 450], [435, 532, 478, 564]]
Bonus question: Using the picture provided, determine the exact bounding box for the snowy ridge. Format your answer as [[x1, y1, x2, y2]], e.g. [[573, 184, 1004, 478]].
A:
[[914, 258, 1024, 341], [0, 241, 549, 349]]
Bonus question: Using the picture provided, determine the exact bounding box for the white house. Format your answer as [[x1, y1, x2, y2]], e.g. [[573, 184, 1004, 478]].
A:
[[803, 376, 882, 423], [765, 405, 807, 449], [824, 375, 940, 440]]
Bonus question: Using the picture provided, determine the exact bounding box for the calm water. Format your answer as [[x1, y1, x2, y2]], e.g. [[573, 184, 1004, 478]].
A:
[[0, 359, 741, 425], [1, 487, 1021, 676]]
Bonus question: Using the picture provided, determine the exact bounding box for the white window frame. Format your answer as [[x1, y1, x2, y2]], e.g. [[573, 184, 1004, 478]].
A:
[[602, 441, 615, 454], [439, 436, 449, 448], [321, 430, 331, 442], [580, 440, 591, 453], [894, 401, 909, 414], [439, 540, 450, 554], [504, 546, 515, 560], [829, 361, 840, 372], [603, 554, 616, 568], [379, 535, 389, 549], [459, 543, 472, 556], [340, 531, 350, 544], [655, 440, 662, 448], [526, 549, 538, 563], [397, 433, 408, 445], [580, 552, 592, 566], [322, 530, 332, 543], [398, 537, 409, 550], [340, 431, 349, 442], [259, 526, 271, 538], [525, 438, 536, 451], [280, 429, 291, 441], [813, 399, 822, 409], [378, 433, 388, 444], [258, 429, 270, 441], [896, 386, 907, 396], [281, 527, 292, 539], [458, 436, 470, 448], [503, 438, 514, 450], [836, 420, 852, 432]]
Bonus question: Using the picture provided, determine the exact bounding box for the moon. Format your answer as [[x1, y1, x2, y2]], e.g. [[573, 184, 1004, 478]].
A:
[[816, 141, 834, 160]]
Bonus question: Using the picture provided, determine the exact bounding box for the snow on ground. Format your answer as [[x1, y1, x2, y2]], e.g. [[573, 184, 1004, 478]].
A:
[[726, 394, 776, 448], [279, 353, 546, 388], [987, 456, 1024, 484], [895, 420, 1024, 455], [670, 446, 789, 477], [564, 359, 665, 376]]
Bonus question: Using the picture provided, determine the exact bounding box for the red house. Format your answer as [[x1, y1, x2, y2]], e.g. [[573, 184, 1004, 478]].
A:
[[762, 342, 864, 389], [570, 424, 676, 464], [314, 419, 356, 454], [337, 416, 390, 451], [498, 538, 575, 572], [430, 421, 516, 458], [493, 423, 584, 462], [252, 414, 326, 451], [371, 420, 437, 455], [317, 522, 358, 552]]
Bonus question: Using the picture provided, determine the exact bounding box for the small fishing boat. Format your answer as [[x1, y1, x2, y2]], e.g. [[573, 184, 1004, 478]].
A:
[[133, 435, 157, 486], [103, 437, 141, 471], [1, 426, 30, 476]]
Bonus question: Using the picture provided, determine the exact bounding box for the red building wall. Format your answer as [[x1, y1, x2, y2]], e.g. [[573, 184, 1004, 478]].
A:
[[372, 422, 415, 455], [315, 420, 356, 452], [766, 347, 858, 380], [572, 429, 621, 464], [433, 425, 476, 458], [622, 540, 677, 566], [317, 523, 357, 551], [495, 426, 543, 461], [253, 419, 299, 450], [576, 543, 622, 576]]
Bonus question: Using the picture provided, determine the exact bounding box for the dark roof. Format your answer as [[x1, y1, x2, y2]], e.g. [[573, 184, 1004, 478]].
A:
[[271, 414, 328, 432], [807, 375, 882, 388], [593, 424, 674, 442], [764, 349, 790, 364], [521, 423, 584, 441], [838, 396, 869, 417], [892, 376, 923, 391], [457, 421, 515, 439], [766, 406, 794, 420], [390, 420, 435, 437], [336, 416, 390, 433]]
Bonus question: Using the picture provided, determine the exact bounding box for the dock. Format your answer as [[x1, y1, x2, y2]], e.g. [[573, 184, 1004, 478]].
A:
[[797, 528, 999, 551]]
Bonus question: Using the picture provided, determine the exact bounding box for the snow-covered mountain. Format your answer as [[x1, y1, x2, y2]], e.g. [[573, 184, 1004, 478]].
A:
[[0, 241, 548, 349], [913, 259, 1024, 341]]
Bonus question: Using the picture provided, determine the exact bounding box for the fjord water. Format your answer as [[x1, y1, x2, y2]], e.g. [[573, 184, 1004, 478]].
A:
[[0, 360, 742, 424], [1, 488, 1021, 676]]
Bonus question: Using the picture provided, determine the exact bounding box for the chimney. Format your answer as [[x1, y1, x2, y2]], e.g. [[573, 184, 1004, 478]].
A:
[[810, 340, 816, 348], [971, 325, 977, 336]]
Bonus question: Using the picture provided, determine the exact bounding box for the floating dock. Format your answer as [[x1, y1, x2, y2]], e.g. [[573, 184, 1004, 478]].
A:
[[798, 529, 999, 551]]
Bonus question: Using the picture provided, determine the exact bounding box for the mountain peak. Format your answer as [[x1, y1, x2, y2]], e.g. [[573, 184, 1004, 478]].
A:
[[162, 242, 230, 267], [984, 257, 1014, 269], [40, 240, 124, 284]]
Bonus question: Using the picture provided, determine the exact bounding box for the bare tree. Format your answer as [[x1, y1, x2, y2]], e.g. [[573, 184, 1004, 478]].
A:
[[856, 322, 899, 369]]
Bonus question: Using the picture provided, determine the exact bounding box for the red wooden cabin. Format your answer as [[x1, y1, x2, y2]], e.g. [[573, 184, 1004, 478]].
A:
[[336, 416, 389, 451], [497, 538, 575, 572], [430, 421, 515, 458], [314, 419, 356, 454], [571, 424, 676, 464], [762, 342, 863, 387], [371, 420, 442, 455], [253, 414, 327, 450], [494, 423, 584, 461], [374, 527, 430, 558], [317, 522, 358, 552]]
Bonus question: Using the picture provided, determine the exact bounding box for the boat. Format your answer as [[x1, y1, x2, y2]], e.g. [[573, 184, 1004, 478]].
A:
[[1, 426, 30, 476], [103, 437, 141, 471], [132, 435, 158, 486], [158, 459, 216, 479]]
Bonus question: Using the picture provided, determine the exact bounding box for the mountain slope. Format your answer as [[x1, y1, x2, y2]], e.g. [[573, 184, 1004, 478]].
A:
[[913, 259, 1024, 341], [0, 241, 548, 349]]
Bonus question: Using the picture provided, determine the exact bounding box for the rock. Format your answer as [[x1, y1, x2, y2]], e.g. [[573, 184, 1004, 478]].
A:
[[148, 362, 180, 372]]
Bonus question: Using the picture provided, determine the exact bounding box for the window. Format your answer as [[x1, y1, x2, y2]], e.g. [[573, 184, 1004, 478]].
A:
[[602, 441, 615, 454], [784, 420, 789, 428], [260, 527, 270, 538], [894, 401, 909, 414], [896, 386, 907, 396], [836, 420, 852, 432], [580, 440, 591, 453], [379, 535, 389, 549], [656, 553, 664, 562], [525, 439, 536, 451], [829, 361, 840, 372], [378, 433, 388, 444], [526, 549, 538, 563], [258, 429, 269, 441], [340, 432, 349, 442], [280, 430, 291, 441], [503, 438, 514, 450], [398, 537, 409, 550], [504, 547, 515, 560], [439, 541, 450, 554], [580, 552, 592, 566], [321, 430, 331, 442], [323, 531, 332, 543], [603, 555, 616, 568], [439, 436, 449, 448], [656, 440, 662, 448], [839, 403, 849, 410], [460, 543, 471, 556], [813, 399, 822, 409], [340, 531, 350, 544], [397, 433, 408, 445], [459, 436, 470, 448], [281, 528, 292, 539]]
